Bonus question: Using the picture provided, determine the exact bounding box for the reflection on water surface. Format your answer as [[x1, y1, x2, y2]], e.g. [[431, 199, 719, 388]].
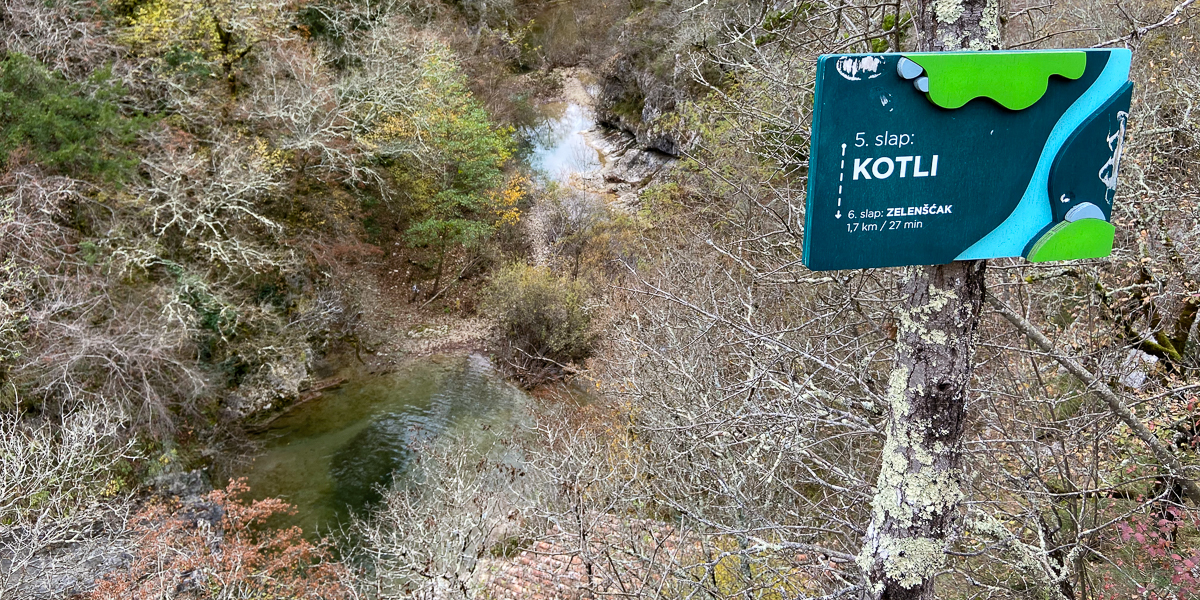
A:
[[235, 355, 527, 534], [523, 102, 602, 181]]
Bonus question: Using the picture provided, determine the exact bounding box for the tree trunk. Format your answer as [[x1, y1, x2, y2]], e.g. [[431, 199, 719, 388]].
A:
[[859, 261, 986, 599], [917, 0, 1003, 53], [431, 237, 447, 300], [859, 4, 999, 598]]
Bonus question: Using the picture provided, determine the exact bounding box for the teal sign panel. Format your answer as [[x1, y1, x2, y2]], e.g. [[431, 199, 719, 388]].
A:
[[802, 49, 1132, 271]]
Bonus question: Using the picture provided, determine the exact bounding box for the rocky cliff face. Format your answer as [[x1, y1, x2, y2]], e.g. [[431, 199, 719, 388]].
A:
[[594, 52, 689, 157], [574, 128, 674, 211]]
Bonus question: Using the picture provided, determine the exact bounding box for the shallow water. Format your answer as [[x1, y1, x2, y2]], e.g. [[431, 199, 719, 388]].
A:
[[523, 101, 602, 181], [234, 355, 528, 534]]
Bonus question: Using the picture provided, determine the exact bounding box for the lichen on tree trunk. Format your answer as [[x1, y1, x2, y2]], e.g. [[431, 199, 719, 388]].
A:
[[859, 6, 999, 597], [919, 0, 1003, 52], [859, 261, 986, 599]]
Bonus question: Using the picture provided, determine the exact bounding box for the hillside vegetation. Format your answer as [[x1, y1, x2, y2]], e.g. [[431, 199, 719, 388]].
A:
[[2, 1, 1200, 599]]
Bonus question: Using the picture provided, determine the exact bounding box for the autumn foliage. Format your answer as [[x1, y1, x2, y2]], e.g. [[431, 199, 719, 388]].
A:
[[91, 480, 353, 600], [1096, 510, 1200, 600]]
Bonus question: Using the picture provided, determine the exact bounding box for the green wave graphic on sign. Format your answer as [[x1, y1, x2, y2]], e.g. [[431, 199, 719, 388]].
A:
[[906, 51, 1087, 110]]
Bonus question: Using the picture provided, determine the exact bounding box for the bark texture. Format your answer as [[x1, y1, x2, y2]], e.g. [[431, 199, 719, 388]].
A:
[[918, 0, 1003, 51], [859, 261, 986, 600], [859, 5, 1000, 597]]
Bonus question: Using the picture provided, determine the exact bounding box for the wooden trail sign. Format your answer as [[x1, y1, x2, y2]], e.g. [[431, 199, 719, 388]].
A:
[[802, 50, 1133, 271]]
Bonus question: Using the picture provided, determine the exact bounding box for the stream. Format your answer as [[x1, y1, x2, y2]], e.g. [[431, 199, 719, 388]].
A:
[[523, 100, 603, 181], [234, 92, 605, 535]]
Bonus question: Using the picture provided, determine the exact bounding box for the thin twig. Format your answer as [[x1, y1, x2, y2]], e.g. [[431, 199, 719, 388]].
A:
[[986, 292, 1200, 504], [1093, 0, 1199, 47]]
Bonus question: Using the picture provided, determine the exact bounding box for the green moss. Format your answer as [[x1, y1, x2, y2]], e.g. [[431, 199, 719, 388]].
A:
[[611, 90, 646, 124], [870, 11, 913, 52]]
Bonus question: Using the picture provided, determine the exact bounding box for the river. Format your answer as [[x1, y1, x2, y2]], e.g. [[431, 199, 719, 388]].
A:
[[233, 93, 605, 535]]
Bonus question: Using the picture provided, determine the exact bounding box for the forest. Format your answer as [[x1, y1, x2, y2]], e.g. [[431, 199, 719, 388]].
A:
[[1, 1, 1199, 599]]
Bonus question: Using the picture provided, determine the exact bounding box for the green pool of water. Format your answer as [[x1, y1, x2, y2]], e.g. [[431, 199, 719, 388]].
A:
[[233, 354, 528, 535]]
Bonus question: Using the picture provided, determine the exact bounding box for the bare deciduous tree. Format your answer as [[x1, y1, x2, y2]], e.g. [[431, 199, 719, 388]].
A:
[[0, 0, 116, 77], [0, 406, 137, 599], [353, 434, 533, 600]]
